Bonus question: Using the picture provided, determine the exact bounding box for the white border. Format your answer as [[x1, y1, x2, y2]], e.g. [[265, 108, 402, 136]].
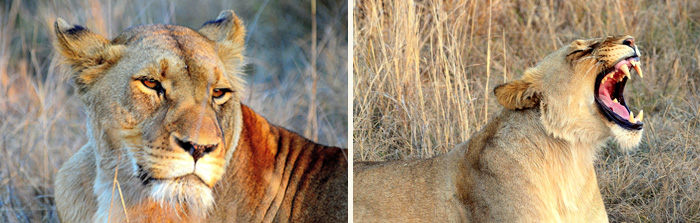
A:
[[347, 0, 354, 222]]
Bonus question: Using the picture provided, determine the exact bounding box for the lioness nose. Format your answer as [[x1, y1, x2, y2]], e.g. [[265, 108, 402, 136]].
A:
[[622, 38, 634, 47], [174, 136, 217, 162]]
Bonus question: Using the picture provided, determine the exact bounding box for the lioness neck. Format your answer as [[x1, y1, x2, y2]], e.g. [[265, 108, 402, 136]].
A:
[[209, 104, 348, 222], [455, 108, 606, 222]]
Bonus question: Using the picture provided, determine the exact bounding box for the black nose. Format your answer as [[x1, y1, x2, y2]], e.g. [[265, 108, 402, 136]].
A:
[[174, 137, 217, 162], [622, 38, 634, 47]]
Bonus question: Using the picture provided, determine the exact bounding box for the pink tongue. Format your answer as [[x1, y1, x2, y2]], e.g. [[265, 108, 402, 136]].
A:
[[599, 78, 630, 119]]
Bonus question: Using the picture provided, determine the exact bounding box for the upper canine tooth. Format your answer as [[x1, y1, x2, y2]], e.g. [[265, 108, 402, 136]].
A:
[[633, 62, 644, 78], [638, 110, 644, 122], [620, 64, 631, 80]]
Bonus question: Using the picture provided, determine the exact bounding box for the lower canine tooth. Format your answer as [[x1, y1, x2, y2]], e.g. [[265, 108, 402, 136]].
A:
[[638, 110, 644, 122], [613, 98, 619, 103], [628, 111, 636, 123]]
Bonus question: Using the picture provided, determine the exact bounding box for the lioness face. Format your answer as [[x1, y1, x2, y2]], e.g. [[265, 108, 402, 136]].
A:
[[55, 11, 246, 215], [111, 25, 241, 210], [572, 36, 643, 149], [495, 35, 643, 150]]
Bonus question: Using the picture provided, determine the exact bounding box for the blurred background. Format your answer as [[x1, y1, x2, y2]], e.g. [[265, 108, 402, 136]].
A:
[[354, 0, 699, 221], [0, 0, 347, 222]]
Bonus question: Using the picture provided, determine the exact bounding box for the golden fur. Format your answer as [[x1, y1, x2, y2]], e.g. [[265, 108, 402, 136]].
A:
[[53, 10, 347, 222], [354, 35, 644, 222]]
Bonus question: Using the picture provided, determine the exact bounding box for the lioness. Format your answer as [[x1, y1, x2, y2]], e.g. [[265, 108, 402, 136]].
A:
[[53, 10, 347, 222], [354, 35, 644, 222]]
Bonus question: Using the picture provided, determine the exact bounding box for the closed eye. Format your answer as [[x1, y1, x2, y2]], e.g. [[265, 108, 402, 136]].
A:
[[568, 48, 590, 55], [566, 47, 594, 61]]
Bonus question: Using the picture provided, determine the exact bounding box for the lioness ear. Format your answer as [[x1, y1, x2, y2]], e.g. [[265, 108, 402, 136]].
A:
[[54, 18, 122, 90], [198, 10, 246, 75], [494, 80, 540, 110]]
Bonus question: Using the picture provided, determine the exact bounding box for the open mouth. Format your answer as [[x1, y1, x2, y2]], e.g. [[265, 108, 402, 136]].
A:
[[594, 56, 644, 130]]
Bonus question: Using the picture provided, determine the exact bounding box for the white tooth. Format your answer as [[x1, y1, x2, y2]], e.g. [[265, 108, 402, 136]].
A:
[[633, 62, 643, 78], [606, 72, 615, 81], [628, 111, 635, 123], [613, 98, 619, 103], [620, 64, 631, 80], [638, 110, 644, 122]]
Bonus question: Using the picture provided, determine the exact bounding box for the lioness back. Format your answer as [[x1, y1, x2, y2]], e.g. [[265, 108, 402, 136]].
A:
[[53, 10, 347, 222], [354, 154, 469, 222], [354, 35, 645, 222]]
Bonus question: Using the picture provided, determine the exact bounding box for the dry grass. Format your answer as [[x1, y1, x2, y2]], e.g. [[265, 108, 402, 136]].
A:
[[354, 0, 700, 221], [0, 0, 347, 222]]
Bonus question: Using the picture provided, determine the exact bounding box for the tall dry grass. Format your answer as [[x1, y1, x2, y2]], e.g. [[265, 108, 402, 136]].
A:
[[0, 0, 347, 222], [354, 0, 699, 221]]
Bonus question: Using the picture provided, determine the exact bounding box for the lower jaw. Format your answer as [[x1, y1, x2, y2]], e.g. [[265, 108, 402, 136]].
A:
[[609, 124, 644, 151], [594, 99, 642, 130]]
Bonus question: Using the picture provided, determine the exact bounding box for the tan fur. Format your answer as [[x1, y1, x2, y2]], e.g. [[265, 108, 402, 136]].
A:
[[354, 35, 644, 222], [53, 10, 347, 223]]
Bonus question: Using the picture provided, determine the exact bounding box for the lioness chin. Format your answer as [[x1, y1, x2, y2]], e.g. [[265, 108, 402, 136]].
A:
[[354, 35, 644, 222], [53, 10, 347, 222]]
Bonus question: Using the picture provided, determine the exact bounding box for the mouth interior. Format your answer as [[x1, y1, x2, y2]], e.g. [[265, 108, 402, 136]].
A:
[[594, 57, 643, 130]]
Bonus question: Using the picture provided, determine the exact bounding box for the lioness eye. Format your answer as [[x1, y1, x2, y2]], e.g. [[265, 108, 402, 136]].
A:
[[212, 88, 231, 99], [141, 79, 160, 89], [139, 78, 165, 95]]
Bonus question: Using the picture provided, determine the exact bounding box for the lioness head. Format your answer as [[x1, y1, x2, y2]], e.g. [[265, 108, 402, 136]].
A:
[[54, 11, 246, 217], [495, 35, 643, 151]]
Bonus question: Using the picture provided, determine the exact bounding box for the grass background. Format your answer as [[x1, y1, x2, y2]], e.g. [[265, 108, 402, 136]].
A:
[[0, 0, 347, 222], [354, 0, 700, 222]]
